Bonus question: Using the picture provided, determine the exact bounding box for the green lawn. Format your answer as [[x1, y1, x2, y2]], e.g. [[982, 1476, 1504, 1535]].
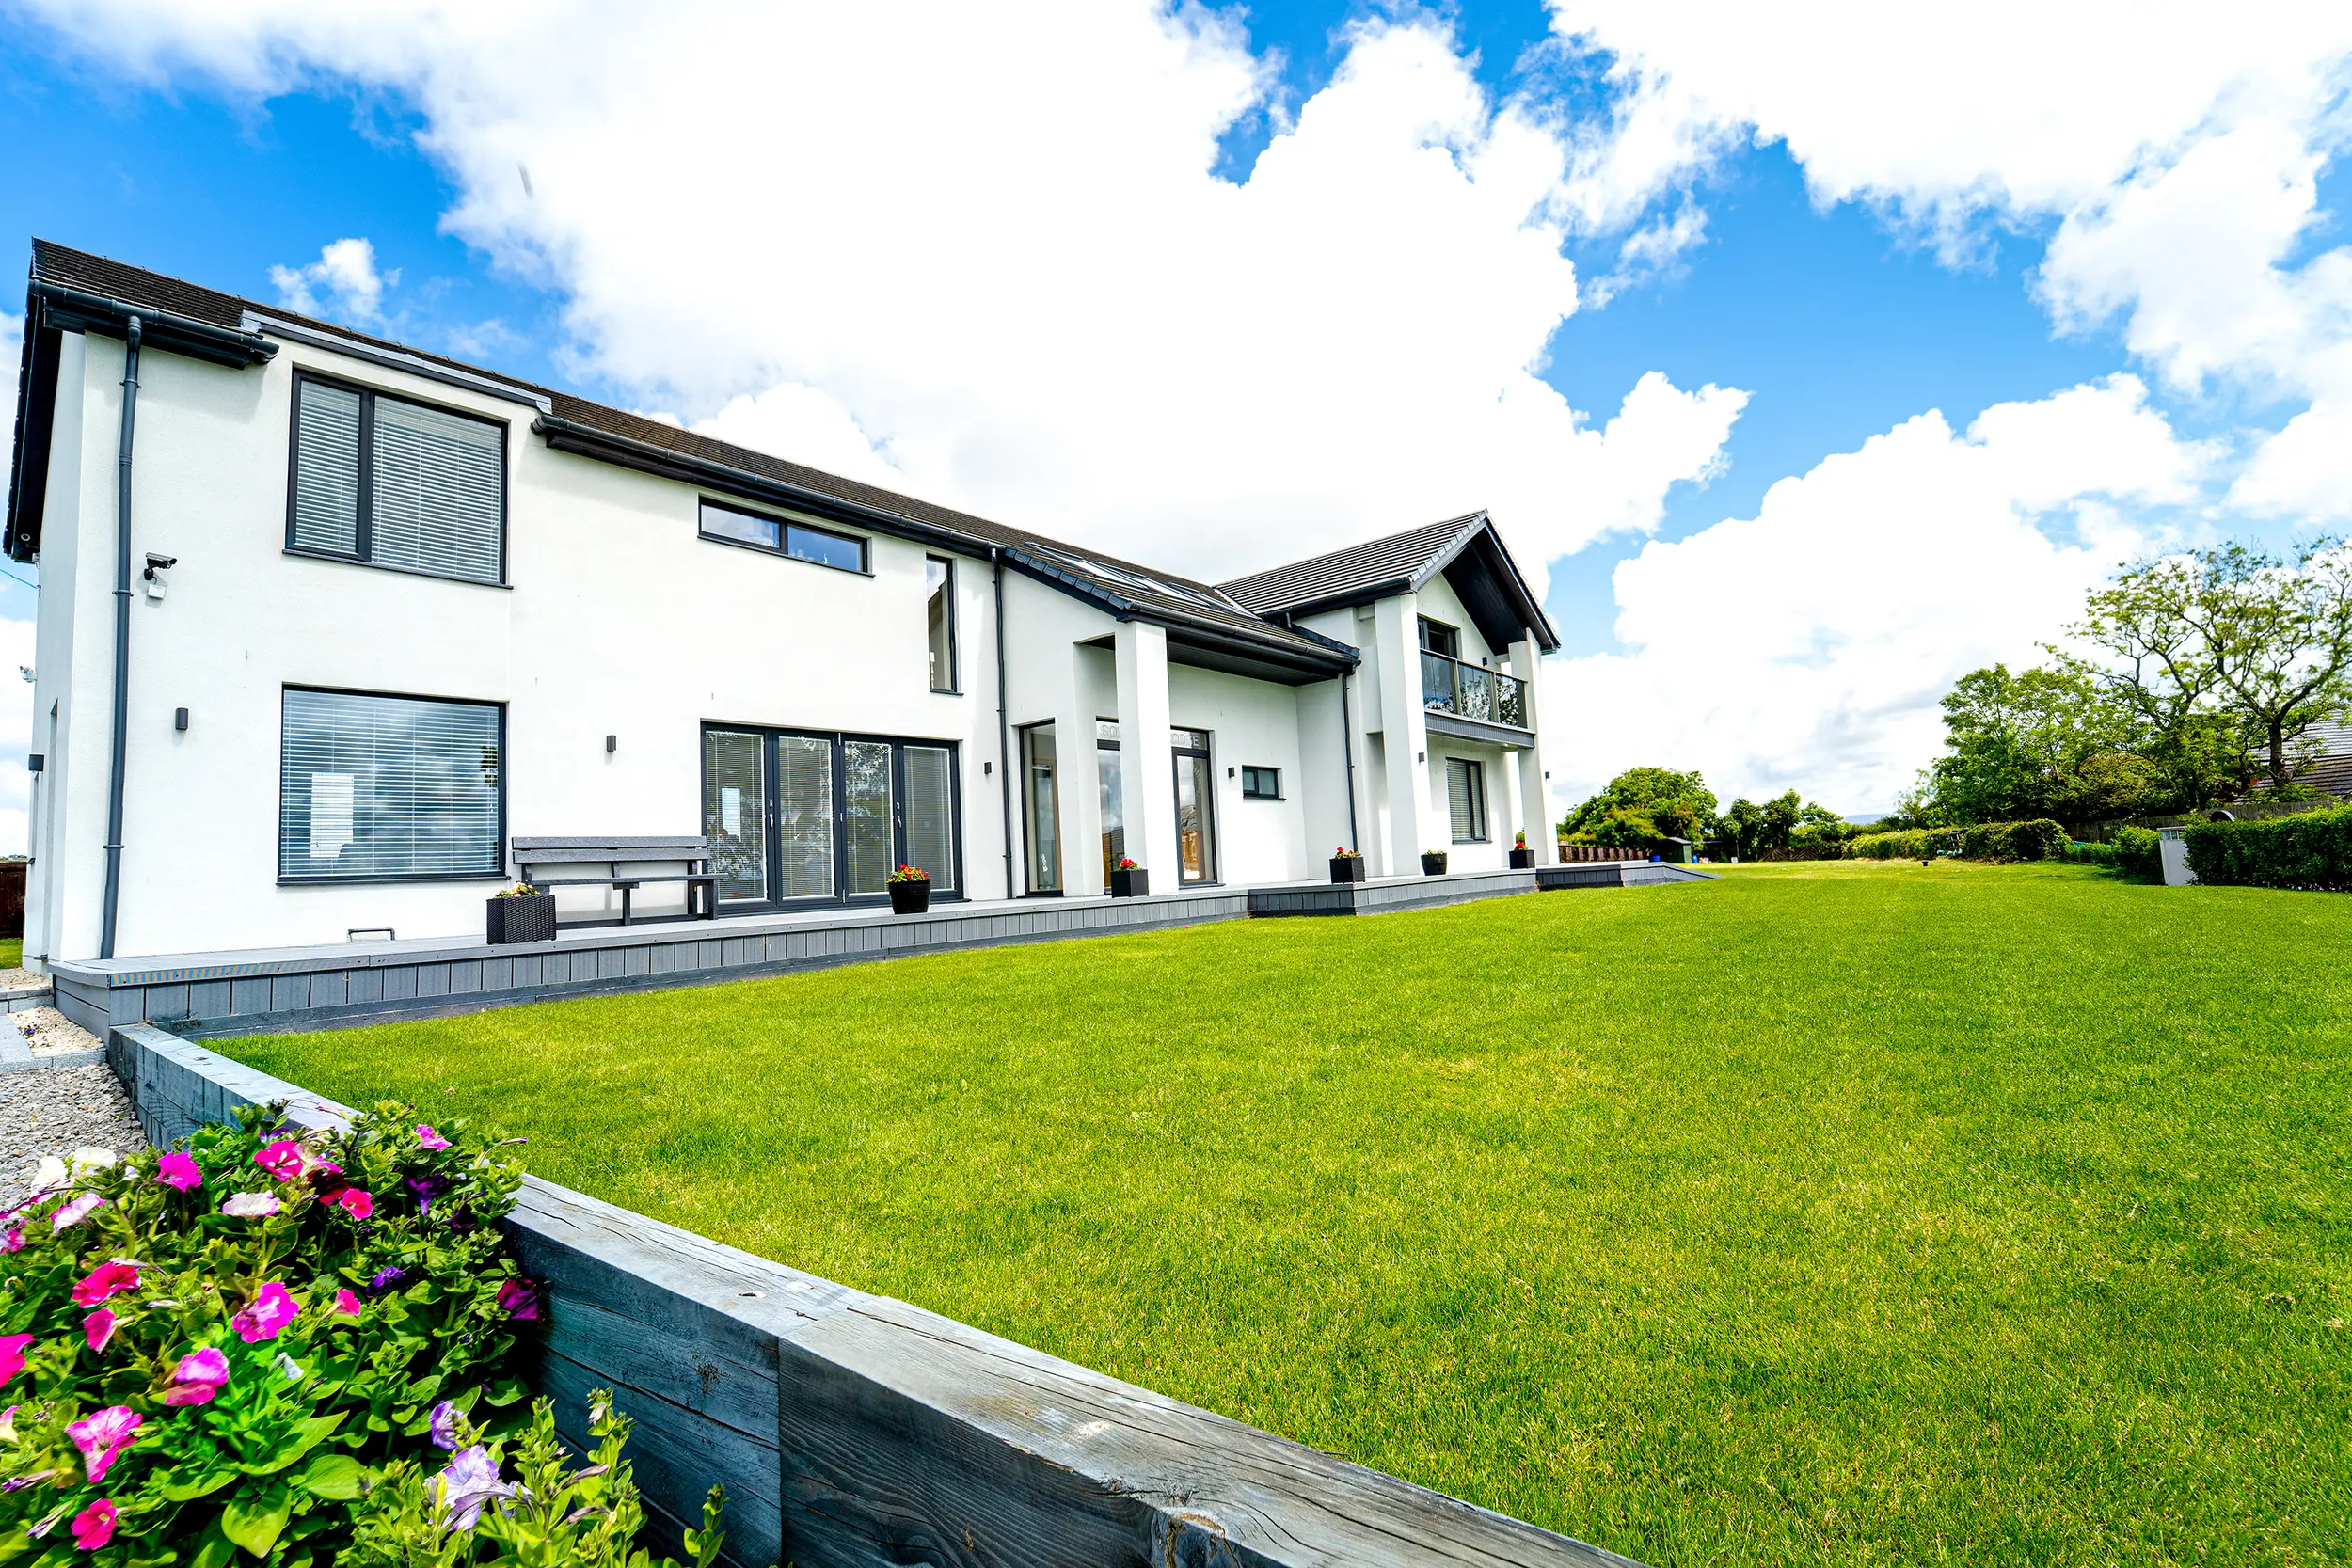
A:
[[225, 863, 2350, 1565], [0, 937, 21, 971]]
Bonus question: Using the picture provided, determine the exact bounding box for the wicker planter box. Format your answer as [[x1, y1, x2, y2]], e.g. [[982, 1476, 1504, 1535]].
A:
[[485, 893, 555, 945], [887, 880, 932, 914], [1420, 851, 1448, 876], [1109, 867, 1150, 897], [1329, 856, 1366, 883], [1508, 847, 1534, 869]]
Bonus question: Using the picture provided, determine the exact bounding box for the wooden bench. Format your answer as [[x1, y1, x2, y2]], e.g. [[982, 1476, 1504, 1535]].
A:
[[511, 836, 720, 927]]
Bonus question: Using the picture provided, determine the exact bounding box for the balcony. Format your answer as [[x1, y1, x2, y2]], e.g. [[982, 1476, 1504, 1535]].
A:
[[1421, 650, 1529, 731]]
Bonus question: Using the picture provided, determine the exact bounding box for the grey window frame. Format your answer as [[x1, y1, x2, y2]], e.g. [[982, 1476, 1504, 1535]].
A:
[[697, 722, 962, 909], [1418, 615, 1461, 658], [926, 555, 960, 693], [697, 499, 871, 576], [1446, 756, 1489, 844], [1240, 766, 1282, 800], [277, 684, 509, 885], [283, 370, 510, 587]]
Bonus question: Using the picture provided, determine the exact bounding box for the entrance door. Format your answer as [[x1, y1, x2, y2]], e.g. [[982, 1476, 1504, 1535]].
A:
[[702, 727, 959, 907]]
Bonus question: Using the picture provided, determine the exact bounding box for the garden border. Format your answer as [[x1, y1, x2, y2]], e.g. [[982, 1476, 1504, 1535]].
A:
[[106, 1021, 1643, 1568]]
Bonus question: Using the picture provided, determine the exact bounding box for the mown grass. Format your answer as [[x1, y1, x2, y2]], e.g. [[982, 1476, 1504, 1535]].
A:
[[1, 938, 22, 970], [225, 862, 2351, 1565]]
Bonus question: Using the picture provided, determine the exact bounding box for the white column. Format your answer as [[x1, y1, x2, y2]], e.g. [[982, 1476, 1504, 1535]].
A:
[[1048, 643, 1101, 896], [1114, 620, 1180, 886], [1373, 595, 1433, 877], [1510, 637, 1552, 865]]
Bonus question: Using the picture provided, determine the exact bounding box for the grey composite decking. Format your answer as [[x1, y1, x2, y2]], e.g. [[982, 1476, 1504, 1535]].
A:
[[54, 863, 1714, 1038], [108, 1022, 1645, 1568]]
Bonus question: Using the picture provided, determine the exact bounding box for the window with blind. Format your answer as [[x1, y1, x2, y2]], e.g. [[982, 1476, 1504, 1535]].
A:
[[279, 689, 505, 881], [289, 374, 506, 584], [1446, 757, 1488, 844]]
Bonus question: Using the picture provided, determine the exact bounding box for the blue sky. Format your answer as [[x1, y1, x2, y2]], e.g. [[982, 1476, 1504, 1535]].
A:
[[2, 2, 2344, 819]]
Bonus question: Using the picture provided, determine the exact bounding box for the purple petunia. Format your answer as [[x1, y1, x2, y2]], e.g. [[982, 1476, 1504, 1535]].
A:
[[368, 1264, 407, 1294]]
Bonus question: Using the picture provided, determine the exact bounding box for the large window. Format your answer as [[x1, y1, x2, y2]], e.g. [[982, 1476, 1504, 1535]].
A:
[[278, 688, 504, 882], [926, 556, 957, 691], [1445, 757, 1489, 844], [1020, 723, 1061, 894], [701, 727, 958, 905], [289, 374, 505, 585], [698, 500, 868, 574]]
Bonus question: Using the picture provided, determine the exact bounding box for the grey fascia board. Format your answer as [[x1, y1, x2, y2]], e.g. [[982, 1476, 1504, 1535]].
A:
[[1410, 511, 1562, 654], [533, 413, 995, 560], [246, 314, 554, 413], [32, 283, 278, 368], [1423, 708, 1534, 750], [1406, 512, 1495, 594]]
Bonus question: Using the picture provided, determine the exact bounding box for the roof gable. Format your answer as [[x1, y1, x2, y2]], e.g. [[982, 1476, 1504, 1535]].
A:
[[1218, 512, 1560, 653]]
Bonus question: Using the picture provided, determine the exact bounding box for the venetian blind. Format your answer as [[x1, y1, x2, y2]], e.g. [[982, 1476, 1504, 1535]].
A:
[[278, 689, 503, 880], [369, 397, 504, 583], [905, 746, 955, 892], [291, 380, 362, 556]]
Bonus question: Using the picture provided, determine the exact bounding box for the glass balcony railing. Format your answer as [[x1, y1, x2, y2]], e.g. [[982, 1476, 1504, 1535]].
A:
[[1421, 650, 1529, 729]]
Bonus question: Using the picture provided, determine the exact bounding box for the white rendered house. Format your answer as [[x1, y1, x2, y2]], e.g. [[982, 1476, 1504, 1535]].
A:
[[6, 243, 1561, 968]]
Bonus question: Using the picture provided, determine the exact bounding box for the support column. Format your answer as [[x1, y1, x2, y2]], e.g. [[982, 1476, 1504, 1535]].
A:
[[1114, 621, 1180, 886], [1510, 636, 1552, 865], [1373, 595, 1433, 878]]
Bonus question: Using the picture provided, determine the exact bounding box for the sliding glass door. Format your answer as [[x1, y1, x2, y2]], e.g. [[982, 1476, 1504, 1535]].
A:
[[702, 726, 959, 908]]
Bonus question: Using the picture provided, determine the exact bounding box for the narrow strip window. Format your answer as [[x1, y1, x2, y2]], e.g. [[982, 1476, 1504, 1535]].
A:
[[926, 557, 957, 691], [287, 374, 505, 584], [279, 689, 504, 880], [699, 499, 868, 573]]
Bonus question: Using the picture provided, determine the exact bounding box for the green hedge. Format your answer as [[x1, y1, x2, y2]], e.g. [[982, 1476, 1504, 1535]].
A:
[[2114, 825, 2163, 879], [1848, 819, 2068, 863], [2068, 840, 2121, 866], [2183, 804, 2352, 891]]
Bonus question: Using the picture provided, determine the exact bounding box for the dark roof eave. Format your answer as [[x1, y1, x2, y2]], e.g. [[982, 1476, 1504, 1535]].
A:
[[1000, 548, 1352, 673], [533, 411, 994, 559], [32, 281, 278, 368]]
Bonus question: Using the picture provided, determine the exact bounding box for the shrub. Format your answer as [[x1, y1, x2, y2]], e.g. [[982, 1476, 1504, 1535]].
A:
[[0, 1102, 535, 1568], [1847, 819, 2068, 863], [2114, 825, 2163, 880], [2184, 804, 2352, 891], [2068, 840, 2121, 867]]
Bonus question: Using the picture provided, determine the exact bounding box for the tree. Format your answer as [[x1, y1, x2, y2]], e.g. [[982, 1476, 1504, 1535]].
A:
[[1924, 663, 2145, 825], [1560, 768, 1719, 848], [1720, 797, 1764, 859], [2188, 542, 2352, 793]]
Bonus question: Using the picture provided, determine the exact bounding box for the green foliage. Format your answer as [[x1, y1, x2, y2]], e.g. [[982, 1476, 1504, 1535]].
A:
[[0, 1103, 530, 1568], [345, 1391, 732, 1568], [2183, 803, 2352, 891], [1922, 664, 2165, 827], [225, 867, 2352, 1562], [1849, 818, 2068, 863], [2113, 825, 2163, 879], [2066, 840, 2121, 867], [1560, 768, 1716, 849]]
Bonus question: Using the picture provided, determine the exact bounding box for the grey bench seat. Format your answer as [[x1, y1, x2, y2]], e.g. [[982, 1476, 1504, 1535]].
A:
[[512, 836, 719, 927]]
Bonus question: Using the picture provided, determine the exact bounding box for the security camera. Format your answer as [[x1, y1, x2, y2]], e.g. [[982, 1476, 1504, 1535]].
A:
[[143, 553, 177, 601]]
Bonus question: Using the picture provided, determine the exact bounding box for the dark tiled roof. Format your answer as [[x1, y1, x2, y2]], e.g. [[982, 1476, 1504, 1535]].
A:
[[2250, 720, 2352, 799], [1218, 513, 1486, 613], [23, 241, 1353, 668]]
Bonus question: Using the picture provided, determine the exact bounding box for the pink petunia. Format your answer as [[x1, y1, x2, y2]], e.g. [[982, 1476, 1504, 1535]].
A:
[[71, 1261, 142, 1307], [65, 1406, 140, 1483], [1, 1226, 19, 1253], [416, 1125, 451, 1150], [155, 1152, 202, 1193], [321, 1187, 374, 1220], [71, 1499, 117, 1550], [51, 1193, 104, 1231], [495, 1278, 541, 1322], [254, 1140, 306, 1180], [0, 1334, 32, 1391], [331, 1289, 362, 1318], [232, 1281, 298, 1343], [162, 1347, 229, 1406], [219, 1191, 280, 1219], [84, 1308, 116, 1354]]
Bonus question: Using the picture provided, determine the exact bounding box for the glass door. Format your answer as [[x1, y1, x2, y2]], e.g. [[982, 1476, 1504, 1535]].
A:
[[703, 727, 959, 907], [1020, 723, 1060, 893], [1172, 727, 1216, 884], [843, 740, 895, 895], [1095, 720, 1126, 885], [705, 728, 769, 903]]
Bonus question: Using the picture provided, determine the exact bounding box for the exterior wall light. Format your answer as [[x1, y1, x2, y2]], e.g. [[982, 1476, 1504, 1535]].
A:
[[606, 735, 618, 753], [174, 707, 189, 732]]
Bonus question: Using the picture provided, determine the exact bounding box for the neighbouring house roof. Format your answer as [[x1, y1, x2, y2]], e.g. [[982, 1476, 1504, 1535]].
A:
[[11, 240, 1483, 684], [1219, 511, 1561, 654], [2249, 719, 2352, 800]]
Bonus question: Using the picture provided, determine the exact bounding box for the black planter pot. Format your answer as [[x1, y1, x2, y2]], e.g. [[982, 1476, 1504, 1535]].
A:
[[485, 893, 555, 945], [1421, 851, 1449, 876], [1329, 856, 1367, 883], [887, 879, 932, 914], [1509, 847, 1535, 869], [1109, 867, 1150, 897]]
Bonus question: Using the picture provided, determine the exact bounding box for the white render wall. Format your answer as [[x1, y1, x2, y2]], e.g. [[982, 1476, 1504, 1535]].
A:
[[22, 325, 1556, 965]]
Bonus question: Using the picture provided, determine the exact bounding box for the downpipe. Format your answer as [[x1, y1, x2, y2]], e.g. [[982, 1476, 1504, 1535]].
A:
[[98, 316, 139, 960], [993, 549, 1016, 899]]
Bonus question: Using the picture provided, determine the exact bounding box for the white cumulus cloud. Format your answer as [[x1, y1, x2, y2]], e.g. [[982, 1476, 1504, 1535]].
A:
[[1553, 376, 2207, 813], [268, 236, 395, 325], [17, 1, 1744, 588]]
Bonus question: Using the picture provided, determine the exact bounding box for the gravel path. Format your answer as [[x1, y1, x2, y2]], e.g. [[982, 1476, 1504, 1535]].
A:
[[0, 1066, 147, 1209]]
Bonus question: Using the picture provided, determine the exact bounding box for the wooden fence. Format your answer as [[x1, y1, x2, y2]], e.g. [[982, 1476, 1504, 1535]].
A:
[[107, 1022, 1642, 1568], [1553, 843, 1645, 863]]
